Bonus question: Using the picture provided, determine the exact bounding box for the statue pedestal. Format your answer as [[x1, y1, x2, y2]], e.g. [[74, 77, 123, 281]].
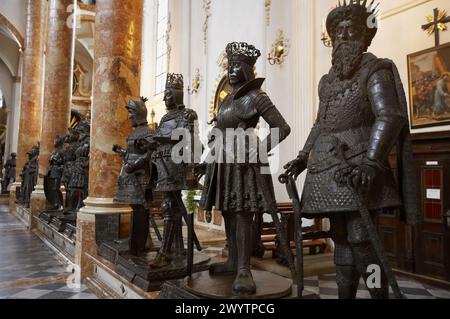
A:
[[30, 185, 46, 229], [75, 197, 132, 278], [9, 182, 20, 214], [158, 270, 319, 299], [98, 240, 210, 292]]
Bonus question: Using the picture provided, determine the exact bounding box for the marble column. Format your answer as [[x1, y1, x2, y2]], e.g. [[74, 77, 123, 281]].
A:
[[12, 0, 47, 212], [76, 0, 142, 277], [30, 0, 76, 225]]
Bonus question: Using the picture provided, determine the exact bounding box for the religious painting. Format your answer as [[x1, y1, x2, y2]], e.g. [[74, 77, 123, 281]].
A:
[[407, 42, 450, 128]]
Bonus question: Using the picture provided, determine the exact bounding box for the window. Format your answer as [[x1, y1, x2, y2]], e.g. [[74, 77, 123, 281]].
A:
[[155, 0, 169, 95], [0, 89, 4, 109]]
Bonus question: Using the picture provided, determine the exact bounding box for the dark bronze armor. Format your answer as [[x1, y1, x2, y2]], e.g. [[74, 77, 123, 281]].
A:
[[17, 144, 39, 208], [2, 153, 16, 193], [114, 97, 155, 256], [284, 1, 421, 299], [44, 136, 65, 210], [199, 42, 291, 296], [148, 74, 198, 267]]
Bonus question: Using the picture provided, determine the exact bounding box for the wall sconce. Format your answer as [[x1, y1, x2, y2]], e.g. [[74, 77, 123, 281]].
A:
[[187, 68, 201, 95], [149, 108, 157, 130], [267, 29, 290, 66]]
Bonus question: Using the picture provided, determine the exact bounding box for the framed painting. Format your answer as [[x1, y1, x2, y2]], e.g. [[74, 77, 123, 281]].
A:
[[407, 42, 450, 129]]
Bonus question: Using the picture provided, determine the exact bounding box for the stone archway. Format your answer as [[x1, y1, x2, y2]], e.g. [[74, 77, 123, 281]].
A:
[[0, 13, 24, 49]]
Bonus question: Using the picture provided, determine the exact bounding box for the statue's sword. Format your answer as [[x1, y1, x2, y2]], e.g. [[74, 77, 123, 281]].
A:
[[279, 173, 304, 298], [335, 146, 404, 299], [254, 172, 298, 283]]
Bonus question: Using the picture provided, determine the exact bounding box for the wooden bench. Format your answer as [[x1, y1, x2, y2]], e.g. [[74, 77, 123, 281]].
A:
[[259, 203, 331, 265]]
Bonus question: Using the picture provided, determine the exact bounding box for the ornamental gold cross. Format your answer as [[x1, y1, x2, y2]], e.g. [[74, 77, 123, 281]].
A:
[[422, 8, 450, 47]]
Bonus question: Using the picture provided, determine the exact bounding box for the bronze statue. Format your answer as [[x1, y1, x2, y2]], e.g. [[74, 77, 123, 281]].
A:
[[2, 153, 16, 194], [149, 73, 199, 268], [199, 42, 291, 295], [43, 135, 65, 210], [17, 144, 40, 207], [113, 97, 155, 256], [61, 128, 79, 209], [284, 0, 421, 299], [66, 119, 90, 211]]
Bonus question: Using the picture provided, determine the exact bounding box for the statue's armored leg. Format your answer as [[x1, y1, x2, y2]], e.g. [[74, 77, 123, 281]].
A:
[[129, 204, 150, 256], [330, 214, 360, 299], [348, 211, 389, 299], [210, 211, 237, 275], [232, 212, 256, 295], [151, 192, 176, 267], [172, 191, 186, 259]]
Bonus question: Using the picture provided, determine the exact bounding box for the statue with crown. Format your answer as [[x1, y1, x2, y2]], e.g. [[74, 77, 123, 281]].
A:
[[284, 0, 422, 299], [149, 73, 202, 269]]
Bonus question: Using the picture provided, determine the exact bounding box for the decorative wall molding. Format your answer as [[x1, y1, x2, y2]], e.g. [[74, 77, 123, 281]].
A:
[[265, 0, 272, 27], [380, 0, 433, 20], [203, 0, 212, 55], [166, 12, 172, 71]]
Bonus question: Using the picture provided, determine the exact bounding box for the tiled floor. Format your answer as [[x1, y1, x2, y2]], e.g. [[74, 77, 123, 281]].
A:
[[1, 203, 450, 299], [0, 205, 98, 299], [303, 273, 450, 299]]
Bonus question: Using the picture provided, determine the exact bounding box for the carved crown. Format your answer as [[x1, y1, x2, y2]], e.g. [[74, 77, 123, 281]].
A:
[[226, 42, 261, 67], [166, 73, 184, 90]]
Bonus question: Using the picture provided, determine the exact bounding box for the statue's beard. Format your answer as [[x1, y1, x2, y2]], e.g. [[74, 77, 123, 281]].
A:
[[332, 40, 366, 79]]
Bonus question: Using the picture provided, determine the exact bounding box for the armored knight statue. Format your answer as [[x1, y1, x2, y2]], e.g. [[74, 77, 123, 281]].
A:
[[17, 144, 40, 207], [148, 73, 198, 268], [61, 127, 80, 207], [284, 0, 421, 299], [2, 153, 16, 194], [44, 135, 65, 210], [66, 119, 90, 211], [113, 97, 155, 256], [199, 42, 291, 295]]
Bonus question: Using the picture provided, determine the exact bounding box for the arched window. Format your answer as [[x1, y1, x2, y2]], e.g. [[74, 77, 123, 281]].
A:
[[155, 0, 169, 95], [0, 89, 4, 109]]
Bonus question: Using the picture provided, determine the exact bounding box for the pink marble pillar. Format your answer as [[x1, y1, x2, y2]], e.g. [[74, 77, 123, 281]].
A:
[[31, 0, 75, 222], [12, 0, 47, 213], [15, 0, 47, 181], [76, 0, 143, 277]]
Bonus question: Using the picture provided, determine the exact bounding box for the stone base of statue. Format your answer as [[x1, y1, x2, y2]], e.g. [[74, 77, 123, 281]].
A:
[[49, 212, 76, 232], [35, 215, 76, 261], [39, 209, 64, 224], [98, 242, 210, 291], [158, 270, 319, 299]]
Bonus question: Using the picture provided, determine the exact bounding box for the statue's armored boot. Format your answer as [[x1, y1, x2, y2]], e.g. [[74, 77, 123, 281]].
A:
[[232, 213, 256, 295], [336, 265, 360, 299], [129, 205, 150, 256], [210, 213, 237, 275]]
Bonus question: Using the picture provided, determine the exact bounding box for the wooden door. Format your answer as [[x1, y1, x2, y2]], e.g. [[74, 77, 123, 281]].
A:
[[414, 158, 450, 281]]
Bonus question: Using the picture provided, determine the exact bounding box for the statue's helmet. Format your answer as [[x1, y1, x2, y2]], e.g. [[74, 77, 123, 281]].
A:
[[225, 42, 261, 82], [126, 97, 148, 126], [11, 153, 16, 158], [326, 0, 379, 50]]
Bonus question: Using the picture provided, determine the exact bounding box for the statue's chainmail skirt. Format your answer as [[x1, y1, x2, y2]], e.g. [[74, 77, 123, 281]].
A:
[[201, 163, 275, 214]]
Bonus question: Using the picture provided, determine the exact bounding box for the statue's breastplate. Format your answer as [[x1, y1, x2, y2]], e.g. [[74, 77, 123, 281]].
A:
[[318, 71, 373, 132], [216, 94, 259, 131], [155, 110, 185, 140], [126, 126, 152, 160]]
